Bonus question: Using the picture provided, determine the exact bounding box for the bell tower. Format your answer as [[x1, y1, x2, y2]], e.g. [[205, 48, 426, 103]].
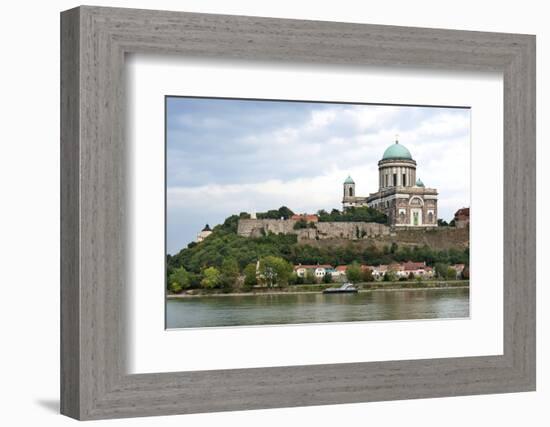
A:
[[343, 175, 355, 207]]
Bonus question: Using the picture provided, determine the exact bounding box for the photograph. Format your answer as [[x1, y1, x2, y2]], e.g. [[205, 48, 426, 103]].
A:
[[165, 97, 471, 328]]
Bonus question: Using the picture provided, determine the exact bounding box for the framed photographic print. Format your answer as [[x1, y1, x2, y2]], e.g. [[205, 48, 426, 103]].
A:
[[61, 6, 536, 420]]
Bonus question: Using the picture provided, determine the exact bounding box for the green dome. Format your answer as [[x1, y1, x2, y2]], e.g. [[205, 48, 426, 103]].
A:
[[382, 142, 412, 160], [344, 175, 355, 184], [416, 178, 425, 187]]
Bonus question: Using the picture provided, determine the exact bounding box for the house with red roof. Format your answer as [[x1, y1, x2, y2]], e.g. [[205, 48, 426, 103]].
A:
[[400, 261, 434, 278], [370, 265, 389, 279]]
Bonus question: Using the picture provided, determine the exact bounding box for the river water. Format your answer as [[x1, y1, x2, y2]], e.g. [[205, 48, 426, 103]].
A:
[[166, 287, 469, 329]]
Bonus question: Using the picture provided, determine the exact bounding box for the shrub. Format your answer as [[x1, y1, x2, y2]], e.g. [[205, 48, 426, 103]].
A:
[[167, 267, 191, 292], [362, 268, 374, 282], [258, 256, 293, 287], [305, 270, 317, 284], [446, 267, 457, 280], [346, 262, 362, 283], [220, 258, 239, 290], [201, 267, 221, 289], [242, 263, 257, 291], [323, 272, 333, 284], [168, 281, 183, 294], [293, 219, 308, 229]]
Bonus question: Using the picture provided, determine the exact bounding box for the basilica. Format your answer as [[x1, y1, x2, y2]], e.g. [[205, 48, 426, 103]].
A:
[[342, 140, 438, 227]]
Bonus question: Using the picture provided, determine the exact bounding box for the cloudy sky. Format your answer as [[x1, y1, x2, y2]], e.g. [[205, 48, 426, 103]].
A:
[[166, 97, 470, 254]]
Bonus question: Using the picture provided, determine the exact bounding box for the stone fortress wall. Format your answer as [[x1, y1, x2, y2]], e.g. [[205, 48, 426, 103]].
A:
[[237, 219, 391, 241], [237, 218, 469, 250]]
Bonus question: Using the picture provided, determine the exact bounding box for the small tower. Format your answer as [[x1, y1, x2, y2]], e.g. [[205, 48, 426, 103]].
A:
[[196, 224, 213, 243], [343, 175, 355, 208], [343, 176, 355, 198]]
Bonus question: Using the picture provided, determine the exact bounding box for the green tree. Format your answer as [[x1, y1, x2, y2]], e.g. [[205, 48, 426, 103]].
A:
[[305, 269, 317, 284], [277, 206, 295, 219], [288, 272, 298, 285], [258, 256, 293, 287], [257, 206, 295, 220], [316, 206, 387, 224], [434, 263, 450, 279], [188, 272, 201, 289], [446, 267, 457, 280], [167, 267, 191, 293], [201, 266, 221, 289], [242, 263, 257, 290], [218, 214, 240, 233], [362, 268, 374, 282], [323, 272, 333, 284], [385, 267, 398, 282], [346, 262, 362, 283], [293, 219, 308, 229], [168, 281, 183, 294], [220, 258, 240, 290]]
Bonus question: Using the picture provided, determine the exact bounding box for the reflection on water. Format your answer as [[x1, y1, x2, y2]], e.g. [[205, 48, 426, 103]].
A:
[[166, 288, 469, 328]]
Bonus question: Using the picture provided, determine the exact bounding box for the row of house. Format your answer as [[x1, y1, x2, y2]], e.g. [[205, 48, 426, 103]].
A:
[[294, 262, 466, 281]]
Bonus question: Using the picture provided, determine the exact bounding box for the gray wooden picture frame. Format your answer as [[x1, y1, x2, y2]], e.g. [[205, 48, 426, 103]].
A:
[[60, 5, 536, 420]]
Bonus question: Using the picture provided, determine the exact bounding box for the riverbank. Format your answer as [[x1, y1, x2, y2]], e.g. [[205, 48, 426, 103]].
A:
[[167, 280, 469, 298]]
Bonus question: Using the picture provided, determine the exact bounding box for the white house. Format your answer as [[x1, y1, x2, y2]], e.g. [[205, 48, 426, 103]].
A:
[[370, 265, 388, 280], [294, 264, 334, 278]]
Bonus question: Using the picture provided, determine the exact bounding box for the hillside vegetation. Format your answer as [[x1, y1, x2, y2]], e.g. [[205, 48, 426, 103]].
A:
[[166, 208, 469, 292]]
